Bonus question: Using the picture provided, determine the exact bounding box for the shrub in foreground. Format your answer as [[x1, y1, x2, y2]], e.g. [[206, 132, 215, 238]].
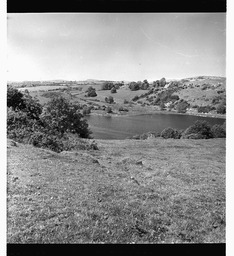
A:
[[161, 127, 181, 139], [182, 120, 213, 139], [211, 124, 226, 138], [7, 86, 26, 110], [41, 96, 91, 138]]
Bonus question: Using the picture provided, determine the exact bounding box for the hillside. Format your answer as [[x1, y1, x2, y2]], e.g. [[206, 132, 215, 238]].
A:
[[7, 138, 225, 243], [9, 76, 226, 119]]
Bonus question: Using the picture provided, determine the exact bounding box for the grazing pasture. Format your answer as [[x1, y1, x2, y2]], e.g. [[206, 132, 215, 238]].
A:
[[7, 138, 225, 243]]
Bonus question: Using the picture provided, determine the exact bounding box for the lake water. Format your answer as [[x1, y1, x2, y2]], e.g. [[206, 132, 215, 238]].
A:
[[85, 113, 225, 140]]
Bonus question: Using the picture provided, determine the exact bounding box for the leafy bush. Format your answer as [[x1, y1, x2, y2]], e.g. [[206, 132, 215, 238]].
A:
[[7, 107, 43, 143], [176, 100, 190, 113], [61, 134, 98, 151], [159, 77, 166, 87], [105, 96, 114, 104], [212, 96, 222, 104], [216, 103, 226, 114], [161, 127, 181, 139], [182, 120, 213, 139], [211, 124, 226, 138], [106, 106, 112, 113], [7, 86, 42, 120], [86, 86, 97, 97], [197, 106, 212, 113], [41, 96, 91, 138], [141, 80, 149, 90], [111, 87, 117, 93], [29, 131, 64, 153], [7, 89, 94, 152], [102, 82, 114, 90], [129, 82, 139, 91], [7, 86, 26, 110], [124, 99, 129, 104], [152, 80, 160, 88], [132, 96, 139, 102]]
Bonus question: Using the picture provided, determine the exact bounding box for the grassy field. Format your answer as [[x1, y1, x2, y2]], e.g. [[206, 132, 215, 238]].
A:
[[7, 138, 225, 243]]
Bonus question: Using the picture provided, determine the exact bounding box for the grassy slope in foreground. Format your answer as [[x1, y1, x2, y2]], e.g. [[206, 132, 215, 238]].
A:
[[7, 138, 225, 243]]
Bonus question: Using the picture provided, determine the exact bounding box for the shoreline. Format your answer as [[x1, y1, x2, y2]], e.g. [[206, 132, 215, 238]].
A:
[[88, 108, 226, 120]]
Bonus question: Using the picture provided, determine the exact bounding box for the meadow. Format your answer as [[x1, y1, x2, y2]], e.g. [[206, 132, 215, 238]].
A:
[[7, 137, 225, 243]]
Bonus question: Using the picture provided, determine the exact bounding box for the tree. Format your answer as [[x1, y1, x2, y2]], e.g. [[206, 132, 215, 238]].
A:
[[86, 86, 97, 97], [7, 86, 42, 120], [161, 127, 181, 139], [106, 106, 112, 113], [211, 124, 226, 138], [141, 79, 149, 90], [159, 78, 166, 87], [153, 80, 160, 88], [129, 82, 139, 91], [216, 103, 226, 114], [7, 86, 26, 110], [41, 96, 91, 138], [183, 120, 213, 139], [82, 106, 91, 115], [111, 87, 117, 93], [102, 82, 114, 90], [105, 96, 114, 104], [176, 100, 190, 113]]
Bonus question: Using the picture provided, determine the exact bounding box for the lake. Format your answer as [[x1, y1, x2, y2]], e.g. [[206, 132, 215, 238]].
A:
[[85, 113, 225, 140]]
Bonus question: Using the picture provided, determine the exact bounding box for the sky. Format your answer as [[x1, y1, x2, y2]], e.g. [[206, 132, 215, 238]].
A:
[[7, 13, 226, 82]]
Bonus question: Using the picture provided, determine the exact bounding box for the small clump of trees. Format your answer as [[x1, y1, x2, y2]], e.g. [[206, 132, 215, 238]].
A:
[[128, 79, 150, 91], [152, 77, 167, 88], [7, 86, 97, 152], [85, 86, 97, 97], [101, 81, 124, 91]]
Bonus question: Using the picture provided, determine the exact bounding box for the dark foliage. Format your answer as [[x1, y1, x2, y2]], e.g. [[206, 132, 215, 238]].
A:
[[159, 77, 166, 87], [211, 124, 226, 138], [129, 82, 140, 91], [111, 87, 117, 93], [102, 82, 114, 90], [161, 127, 181, 139], [182, 120, 213, 139], [86, 86, 97, 97], [105, 96, 114, 104], [7, 87, 42, 120], [106, 106, 112, 113], [197, 106, 213, 113], [41, 97, 91, 138], [132, 95, 139, 102], [7, 86, 26, 110], [176, 100, 190, 113], [216, 103, 226, 114]]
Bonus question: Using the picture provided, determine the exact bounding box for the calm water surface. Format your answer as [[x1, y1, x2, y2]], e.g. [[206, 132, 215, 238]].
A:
[[85, 113, 225, 140]]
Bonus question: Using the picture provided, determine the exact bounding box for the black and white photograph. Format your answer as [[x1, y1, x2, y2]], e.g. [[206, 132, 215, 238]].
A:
[[5, 2, 228, 252]]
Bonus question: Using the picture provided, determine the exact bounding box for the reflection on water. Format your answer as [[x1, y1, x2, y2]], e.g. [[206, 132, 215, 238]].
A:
[[85, 113, 225, 140]]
